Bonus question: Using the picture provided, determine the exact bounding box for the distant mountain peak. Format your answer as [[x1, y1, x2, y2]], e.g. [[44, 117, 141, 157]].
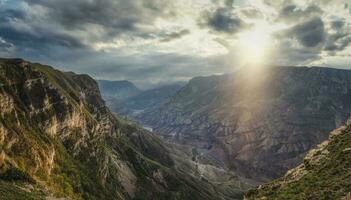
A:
[[97, 79, 141, 99]]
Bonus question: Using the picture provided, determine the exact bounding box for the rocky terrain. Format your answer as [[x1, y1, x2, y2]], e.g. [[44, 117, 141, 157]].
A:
[[137, 66, 351, 181], [0, 58, 251, 199], [245, 118, 351, 199]]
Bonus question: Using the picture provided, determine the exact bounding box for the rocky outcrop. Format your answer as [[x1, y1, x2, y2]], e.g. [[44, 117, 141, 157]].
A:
[[137, 66, 351, 180], [245, 118, 351, 199], [0, 58, 241, 199]]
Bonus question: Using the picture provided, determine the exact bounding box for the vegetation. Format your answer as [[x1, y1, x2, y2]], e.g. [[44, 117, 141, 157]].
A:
[[0, 181, 45, 200], [246, 120, 351, 199]]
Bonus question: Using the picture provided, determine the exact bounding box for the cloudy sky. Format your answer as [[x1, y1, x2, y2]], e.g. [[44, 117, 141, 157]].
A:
[[0, 0, 351, 88]]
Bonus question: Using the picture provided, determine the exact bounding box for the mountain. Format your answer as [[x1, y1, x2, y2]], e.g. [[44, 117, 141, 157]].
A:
[[245, 118, 351, 199], [137, 66, 351, 181], [97, 80, 140, 99], [106, 84, 185, 117], [0, 58, 249, 199]]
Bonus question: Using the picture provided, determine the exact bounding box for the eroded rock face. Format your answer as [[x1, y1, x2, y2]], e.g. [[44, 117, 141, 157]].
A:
[[137, 66, 351, 180], [0, 58, 236, 200]]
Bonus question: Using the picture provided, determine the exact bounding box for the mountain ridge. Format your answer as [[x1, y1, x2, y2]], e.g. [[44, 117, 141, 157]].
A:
[[136, 65, 351, 181], [0, 58, 244, 199]]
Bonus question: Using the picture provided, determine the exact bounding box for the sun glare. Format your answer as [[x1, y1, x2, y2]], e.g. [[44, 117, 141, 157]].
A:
[[237, 24, 273, 66]]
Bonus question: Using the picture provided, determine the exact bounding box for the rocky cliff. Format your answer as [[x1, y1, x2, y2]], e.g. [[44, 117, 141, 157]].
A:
[[137, 66, 351, 180], [245, 118, 351, 199], [0, 58, 244, 199]]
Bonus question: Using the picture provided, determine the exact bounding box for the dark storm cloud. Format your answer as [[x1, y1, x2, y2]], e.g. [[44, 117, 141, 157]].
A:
[[23, 0, 176, 39], [285, 17, 326, 47], [324, 19, 351, 53], [200, 7, 251, 34], [277, 4, 323, 23], [0, 23, 84, 49], [269, 0, 351, 60], [0, 6, 85, 57], [272, 16, 326, 65], [0, 1, 231, 89], [331, 20, 345, 29], [159, 29, 190, 43], [0, 0, 178, 54], [325, 34, 351, 52], [0, 9, 26, 22]]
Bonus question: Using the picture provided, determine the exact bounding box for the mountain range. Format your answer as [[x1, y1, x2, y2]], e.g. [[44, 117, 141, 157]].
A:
[[1, 58, 351, 199], [0, 58, 250, 199], [136, 66, 351, 181]]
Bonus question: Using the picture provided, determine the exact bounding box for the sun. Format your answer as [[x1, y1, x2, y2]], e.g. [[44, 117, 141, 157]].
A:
[[237, 23, 273, 66]]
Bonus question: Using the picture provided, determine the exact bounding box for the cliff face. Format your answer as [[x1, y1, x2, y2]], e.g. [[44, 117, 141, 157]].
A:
[[137, 66, 351, 180], [245, 118, 351, 199], [0, 58, 240, 199]]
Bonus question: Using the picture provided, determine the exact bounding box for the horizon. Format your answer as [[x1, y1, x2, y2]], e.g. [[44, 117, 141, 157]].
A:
[[2, 56, 351, 89]]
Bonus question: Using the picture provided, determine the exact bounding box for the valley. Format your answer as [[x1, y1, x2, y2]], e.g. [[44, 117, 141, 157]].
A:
[[103, 66, 351, 183], [0, 58, 350, 199]]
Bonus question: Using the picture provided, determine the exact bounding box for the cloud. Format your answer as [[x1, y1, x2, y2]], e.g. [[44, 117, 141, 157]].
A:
[[324, 34, 351, 52], [271, 40, 322, 65], [239, 7, 263, 19], [285, 17, 326, 48], [324, 18, 351, 53], [1, 0, 351, 87], [199, 7, 252, 34], [331, 19, 345, 29], [0, 0, 180, 54], [48, 51, 228, 89], [277, 4, 323, 23], [159, 29, 190, 43], [24, 0, 174, 31]]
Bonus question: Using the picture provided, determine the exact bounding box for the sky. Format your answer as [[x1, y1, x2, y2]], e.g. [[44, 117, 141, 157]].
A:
[[0, 0, 351, 88]]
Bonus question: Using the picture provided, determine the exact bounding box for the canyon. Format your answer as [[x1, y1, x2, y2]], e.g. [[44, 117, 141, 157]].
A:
[[134, 66, 351, 181]]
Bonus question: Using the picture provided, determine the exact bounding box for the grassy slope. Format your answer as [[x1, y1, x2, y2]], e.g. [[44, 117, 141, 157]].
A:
[[246, 120, 351, 200]]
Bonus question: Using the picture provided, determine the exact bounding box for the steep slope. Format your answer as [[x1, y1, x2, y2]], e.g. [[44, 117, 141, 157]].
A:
[[0, 58, 241, 199], [97, 80, 140, 99], [106, 84, 184, 117], [137, 66, 351, 180], [245, 118, 351, 199]]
